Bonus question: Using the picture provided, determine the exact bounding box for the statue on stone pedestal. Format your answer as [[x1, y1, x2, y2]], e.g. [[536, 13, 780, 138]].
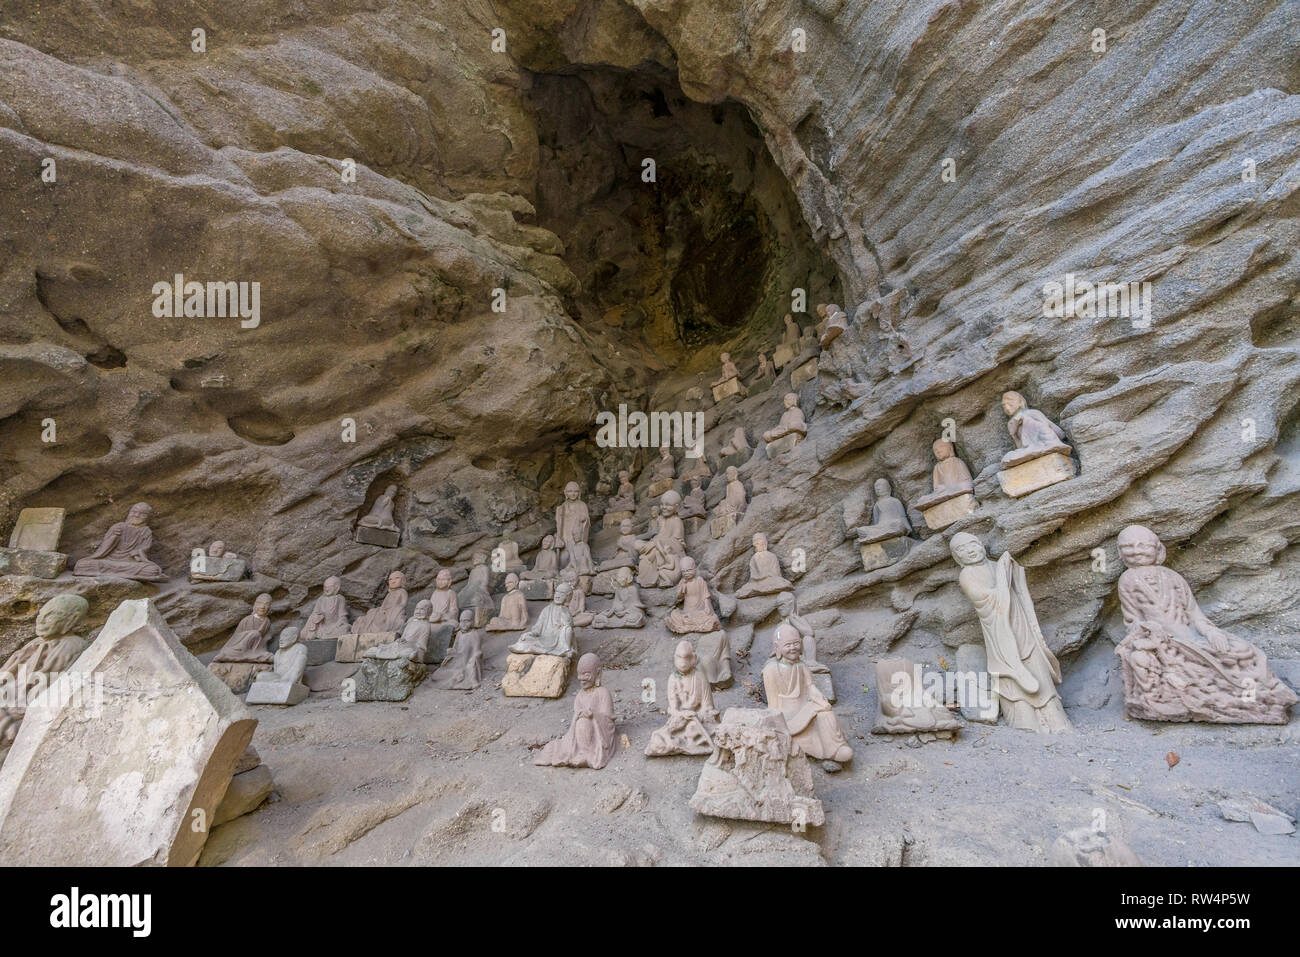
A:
[[930, 439, 974, 494], [560, 567, 593, 627], [486, 573, 528, 631], [608, 470, 636, 513], [216, 593, 275, 663], [762, 624, 853, 763], [949, 533, 1071, 734], [357, 485, 399, 530], [533, 653, 617, 769], [781, 314, 800, 347], [651, 446, 676, 484], [1001, 392, 1070, 464], [352, 571, 409, 635], [679, 477, 707, 520], [431, 610, 483, 691], [667, 558, 722, 634], [762, 393, 808, 448], [736, 532, 792, 598], [522, 535, 560, 582], [635, 491, 687, 588], [73, 502, 166, 582], [645, 641, 718, 756], [715, 466, 747, 520], [753, 354, 774, 382], [304, 575, 351, 639], [854, 478, 912, 540], [427, 568, 459, 627], [556, 482, 594, 576], [713, 352, 740, 385], [0, 595, 90, 744], [510, 582, 576, 658], [592, 567, 645, 629]]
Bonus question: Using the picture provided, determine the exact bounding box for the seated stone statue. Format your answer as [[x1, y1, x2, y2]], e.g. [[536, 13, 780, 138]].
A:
[[304, 575, 351, 639], [607, 470, 636, 513], [1115, 525, 1297, 724], [929, 439, 974, 495], [354, 602, 430, 702], [679, 477, 707, 520], [781, 313, 800, 347], [522, 535, 559, 581], [713, 352, 741, 386], [458, 552, 493, 623], [300, 608, 327, 642], [430, 610, 483, 691], [357, 484, 399, 530], [486, 573, 529, 631], [427, 568, 459, 627], [560, 567, 593, 627], [597, 520, 639, 573], [0, 594, 90, 744], [635, 491, 687, 588], [650, 446, 676, 483], [386, 599, 433, 661], [351, 571, 409, 635], [720, 427, 751, 458], [667, 557, 722, 634], [592, 567, 646, 629], [762, 624, 853, 763], [715, 466, 747, 519], [736, 532, 793, 598], [246, 625, 310, 706], [854, 478, 912, 543], [873, 658, 962, 735], [646, 641, 719, 756], [753, 354, 774, 382], [215, 593, 275, 663], [1000, 391, 1071, 465], [510, 582, 576, 658], [762, 393, 808, 446], [73, 502, 166, 581], [533, 653, 616, 770]]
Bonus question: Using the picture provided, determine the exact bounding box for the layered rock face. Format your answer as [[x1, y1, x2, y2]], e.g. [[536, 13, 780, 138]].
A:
[[2, 0, 1297, 676]]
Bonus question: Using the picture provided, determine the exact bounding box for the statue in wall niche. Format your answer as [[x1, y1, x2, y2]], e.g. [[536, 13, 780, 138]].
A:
[[775, 591, 832, 699], [913, 439, 978, 530], [949, 533, 1072, 734], [352, 571, 409, 635], [246, 625, 309, 706], [645, 641, 718, 756], [510, 581, 576, 658], [720, 426, 751, 458], [635, 491, 687, 588], [598, 520, 639, 572], [560, 567, 593, 627], [762, 393, 808, 454], [679, 477, 707, 520], [522, 535, 560, 581], [190, 539, 245, 582], [533, 653, 617, 770], [872, 658, 962, 736], [73, 502, 166, 582], [0, 595, 90, 744], [763, 624, 853, 763], [357, 485, 399, 531], [486, 573, 529, 631], [853, 478, 914, 572], [1114, 525, 1298, 724], [607, 470, 636, 514], [304, 575, 351, 639], [667, 558, 722, 635], [427, 567, 459, 627], [930, 439, 974, 494], [736, 532, 793, 598], [592, 567, 646, 629], [556, 481, 595, 576], [997, 391, 1076, 497], [215, 593, 275, 663], [458, 551, 493, 626], [431, 610, 483, 691]]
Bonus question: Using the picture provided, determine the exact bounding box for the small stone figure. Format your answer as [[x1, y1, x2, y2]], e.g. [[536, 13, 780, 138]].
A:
[[458, 551, 493, 627], [645, 642, 718, 756], [392, 599, 434, 661], [854, 478, 913, 572], [949, 532, 1071, 734], [556, 481, 595, 576], [596, 519, 639, 574], [427, 568, 459, 627], [762, 393, 807, 455], [351, 571, 409, 635], [679, 477, 707, 520], [997, 391, 1076, 497], [716, 466, 747, 520], [668, 558, 722, 634], [246, 625, 309, 706], [510, 581, 576, 658], [635, 491, 687, 588], [647, 446, 676, 497], [913, 439, 978, 530], [607, 470, 636, 514], [781, 313, 800, 347], [73, 502, 166, 582], [872, 658, 962, 737], [430, 610, 483, 691], [753, 353, 774, 383], [719, 427, 751, 458], [0, 595, 90, 744], [736, 532, 792, 598], [189, 540, 246, 582], [215, 593, 275, 664], [304, 575, 351, 639], [762, 624, 853, 763], [522, 534, 559, 581], [560, 567, 593, 627], [355, 484, 401, 546], [711, 352, 743, 401], [775, 591, 833, 700], [1114, 525, 1297, 724], [533, 652, 617, 770], [486, 573, 529, 631], [817, 302, 848, 348], [592, 567, 646, 628]]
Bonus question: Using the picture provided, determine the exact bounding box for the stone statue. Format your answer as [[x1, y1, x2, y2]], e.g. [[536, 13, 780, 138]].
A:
[[930, 439, 974, 494], [634, 490, 687, 587], [533, 652, 617, 770], [304, 575, 351, 639], [0, 595, 90, 744], [215, 593, 275, 663], [774, 591, 831, 685], [781, 313, 800, 347], [949, 532, 1072, 733], [719, 427, 750, 458], [1114, 525, 1297, 724], [716, 466, 747, 519], [762, 393, 807, 453], [854, 478, 913, 571], [913, 439, 978, 530], [430, 610, 483, 691], [650, 446, 676, 484], [754, 353, 774, 382], [391, 599, 433, 661], [736, 532, 791, 598], [522, 534, 559, 581], [644, 505, 661, 539], [872, 658, 962, 736], [190, 539, 245, 582], [715, 352, 740, 384], [711, 352, 743, 400], [510, 581, 576, 658], [1, 507, 67, 578], [427, 568, 459, 627], [354, 603, 430, 702], [762, 624, 853, 763], [597, 519, 638, 572], [679, 477, 707, 520], [997, 391, 1076, 496], [817, 302, 848, 348], [486, 573, 528, 631], [645, 641, 718, 756], [560, 567, 593, 627], [608, 470, 636, 513], [357, 484, 399, 530], [352, 571, 409, 635], [458, 551, 493, 625], [592, 567, 646, 628], [667, 557, 722, 634], [556, 481, 594, 576], [246, 625, 309, 706], [73, 502, 166, 581]]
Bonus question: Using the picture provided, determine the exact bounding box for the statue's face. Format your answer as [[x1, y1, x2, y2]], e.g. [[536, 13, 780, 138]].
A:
[[619, 471, 629, 482], [778, 630, 802, 661], [681, 562, 696, 581], [436, 570, 451, 588], [542, 535, 554, 548], [619, 520, 633, 534], [389, 572, 404, 589], [727, 467, 738, 480], [617, 567, 632, 585], [874, 479, 890, 497], [565, 484, 579, 501], [506, 574, 518, 591], [785, 394, 797, 409], [933, 440, 952, 460], [385, 485, 397, 497], [1002, 392, 1022, 416], [753, 534, 766, 551], [324, 576, 340, 595], [415, 600, 432, 620], [674, 649, 695, 673], [951, 536, 986, 565], [721, 353, 730, 362], [578, 664, 598, 688], [777, 594, 794, 616], [35, 598, 83, 639], [127, 504, 150, 525], [254, 595, 271, 616], [280, 627, 299, 648], [209, 540, 225, 556], [1118, 528, 1161, 567]]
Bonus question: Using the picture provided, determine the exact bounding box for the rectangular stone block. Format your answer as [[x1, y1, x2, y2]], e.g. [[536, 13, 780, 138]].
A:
[[684, 516, 705, 536], [647, 477, 674, 499], [518, 578, 554, 601], [190, 553, 247, 582], [423, 623, 454, 665], [0, 547, 67, 579], [7, 508, 64, 552], [354, 652, 426, 702], [711, 375, 742, 402], [304, 638, 338, 667], [765, 433, 801, 458], [789, 357, 819, 389], [335, 631, 395, 663], [997, 451, 1075, 498], [245, 678, 308, 706], [812, 670, 835, 703], [501, 652, 569, 698], [354, 526, 401, 548], [920, 492, 978, 530], [860, 535, 910, 572], [710, 512, 738, 539]]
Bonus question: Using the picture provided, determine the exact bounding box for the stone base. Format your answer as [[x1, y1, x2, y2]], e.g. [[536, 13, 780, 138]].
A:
[[501, 653, 570, 698], [919, 492, 978, 530], [789, 357, 819, 389], [710, 512, 738, 539], [859, 535, 911, 572], [354, 652, 426, 702], [773, 343, 796, 369], [997, 451, 1075, 498], [189, 555, 247, 582], [354, 525, 401, 548], [647, 477, 674, 499], [711, 375, 742, 402], [335, 631, 396, 663], [424, 623, 455, 665], [765, 433, 802, 458], [518, 578, 555, 601], [0, 548, 66, 579], [245, 678, 309, 706], [602, 510, 634, 530], [208, 660, 271, 695], [304, 638, 338, 667]]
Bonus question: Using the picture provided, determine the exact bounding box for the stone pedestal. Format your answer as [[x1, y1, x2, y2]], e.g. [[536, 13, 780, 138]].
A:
[[916, 491, 978, 530], [711, 375, 742, 402], [0, 548, 66, 579], [997, 451, 1075, 497], [424, 623, 455, 665], [304, 638, 338, 667], [647, 477, 674, 499], [684, 516, 705, 536], [710, 512, 738, 539], [354, 526, 400, 548], [208, 660, 271, 695], [518, 578, 555, 601], [789, 357, 819, 389], [773, 343, 796, 370], [859, 534, 911, 572], [335, 631, 396, 664], [765, 433, 802, 458], [354, 649, 426, 702], [501, 653, 570, 698], [245, 676, 309, 706], [602, 510, 633, 530], [189, 552, 247, 582]]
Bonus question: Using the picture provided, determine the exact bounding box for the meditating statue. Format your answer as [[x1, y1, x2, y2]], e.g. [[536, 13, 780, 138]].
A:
[[635, 491, 686, 587], [304, 575, 351, 639], [949, 532, 1071, 733], [592, 567, 646, 628], [874, 658, 963, 735], [667, 557, 722, 634], [781, 313, 800, 347], [486, 573, 528, 631], [754, 353, 774, 381], [300, 609, 327, 642], [1001, 391, 1070, 465], [510, 582, 576, 658], [650, 446, 676, 483], [388, 599, 433, 661], [73, 502, 166, 581], [679, 477, 707, 519], [817, 302, 847, 347], [556, 481, 594, 576], [533, 653, 617, 770], [560, 567, 593, 627], [597, 519, 638, 572], [713, 352, 740, 385], [215, 593, 275, 663], [246, 625, 309, 706], [522, 534, 559, 581], [763, 624, 853, 763], [645, 641, 718, 756], [762, 393, 807, 447], [607, 470, 636, 513], [357, 484, 399, 530], [1114, 525, 1297, 724], [720, 427, 750, 458], [854, 478, 912, 542], [426, 567, 459, 627], [458, 551, 493, 622], [430, 610, 483, 691], [736, 533, 793, 598], [930, 439, 974, 494], [351, 571, 409, 635], [715, 466, 748, 521], [0, 594, 90, 744], [914, 439, 979, 530]]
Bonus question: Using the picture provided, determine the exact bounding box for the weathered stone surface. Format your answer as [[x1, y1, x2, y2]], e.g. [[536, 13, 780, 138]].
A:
[[209, 660, 271, 695], [7, 509, 64, 552], [0, 548, 66, 579], [860, 535, 910, 573], [335, 631, 395, 664], [190, 553, 247, 583], [353, 647, 426, 702], [789, 358, 818, 390], [518, 579, 555, 601], [354, 526, 401, 548], [0, 599, 256, 865], [710, 375, 741, 401], [213, 764, 273, 827], [245, 676, 308, 706], [919, 492, 977, 531], [304, 638, 338, 667], [1049, 828, 1142, 867], [501, 653, 569, 698]]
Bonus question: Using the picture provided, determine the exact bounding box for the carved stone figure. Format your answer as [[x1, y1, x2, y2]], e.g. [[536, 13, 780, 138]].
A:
[[736, 532, 792, 598], [355, 484, 401, 546], [510, 582, 576, 658], [190, 539, 246, 582], [594, 519, 639, 594], [753, 353, 774, 383], [0, 594, 90, 744], [246, 625, 309, 706], [668, 557, 722, 634], [73, 502, 166, 582], [775, 591, 832, 700], [854, 478, 913, 571], [949, 532, 1072, 733], [719, 426, 751, 458], [913, 439, 978, 529], [645, 642, 718, 756], [711, 352, 743, 401], [817, 302, 848, 348], [679, 477, 707, 520], [648, 446, 676, 497], [762, 393, 807, 456], [781, 313, 800, 347], [427, 568, 459, 627], [521, 534, 560, 599], [305, 575, 351, 639], [872, 658, 963, 737], [352, 571, 409, 635], [635, 491, 687, 587], [1114, 525, 1297, 724], [560, 567, 593, 627], [458, 551, 493, 627], [556, 481, 595, 576], [355, 613, 428, 702], [607, 470, 636, 514], [486, 573, 529, 631], [533, 653, 617, 770], [997, 391, 1076, 497], [592, 566, 646, 629], [763, 624, 853, 763], [431, 610, 483, 691], [714, 465, 747, 526], [215, 593, 275, 664]]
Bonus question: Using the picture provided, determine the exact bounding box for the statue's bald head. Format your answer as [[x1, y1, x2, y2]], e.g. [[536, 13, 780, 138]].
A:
[[1117, 524, 1164, 568], [35, 594, 89, 639]]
